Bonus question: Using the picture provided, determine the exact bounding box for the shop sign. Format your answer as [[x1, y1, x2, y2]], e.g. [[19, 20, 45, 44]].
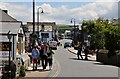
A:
[[0, 42, 11, 51]]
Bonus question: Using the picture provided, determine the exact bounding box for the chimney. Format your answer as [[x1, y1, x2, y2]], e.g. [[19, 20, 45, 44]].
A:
[[2, 10, 8, 14]]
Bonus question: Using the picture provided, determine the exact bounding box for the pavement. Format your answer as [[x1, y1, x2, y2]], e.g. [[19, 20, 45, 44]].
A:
[[67, 47, 96, 61], [0, 47, 97, 78], [24, 63, 51, 78]]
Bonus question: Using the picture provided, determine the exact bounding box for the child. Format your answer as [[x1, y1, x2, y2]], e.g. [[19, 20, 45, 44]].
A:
[[47, 47, 54, 70], [31, 46, 39, 70]]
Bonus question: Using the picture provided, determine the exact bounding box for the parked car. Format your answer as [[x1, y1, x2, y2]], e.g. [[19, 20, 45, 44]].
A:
[[64, 42, 71, 48]]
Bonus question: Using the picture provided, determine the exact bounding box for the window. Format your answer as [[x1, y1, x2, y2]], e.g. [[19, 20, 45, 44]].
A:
[[41, 33, 49, 38]]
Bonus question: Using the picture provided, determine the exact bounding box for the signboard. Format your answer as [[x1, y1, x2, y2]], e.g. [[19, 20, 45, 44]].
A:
[[0, 42, 11, 65], [0, 42, 12, 51]]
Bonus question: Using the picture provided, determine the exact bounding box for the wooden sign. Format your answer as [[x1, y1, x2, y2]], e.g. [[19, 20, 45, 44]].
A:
[[0, 42, 12, 51]]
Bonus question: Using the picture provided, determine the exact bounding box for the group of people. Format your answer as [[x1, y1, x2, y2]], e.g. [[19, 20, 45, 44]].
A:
[[31, 42, 54, 71], [77, 43, 89, 60]]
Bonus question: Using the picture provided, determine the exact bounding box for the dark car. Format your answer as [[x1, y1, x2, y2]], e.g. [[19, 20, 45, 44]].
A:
[[64, 42, 71, 48]]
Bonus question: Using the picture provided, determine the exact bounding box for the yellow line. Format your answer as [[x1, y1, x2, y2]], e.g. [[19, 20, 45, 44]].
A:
[[51, 59, 61, 79]]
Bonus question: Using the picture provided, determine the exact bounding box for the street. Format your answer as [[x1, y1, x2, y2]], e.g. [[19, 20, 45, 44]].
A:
[[0, 1, 120, 79], [50, 39, 119, 78]]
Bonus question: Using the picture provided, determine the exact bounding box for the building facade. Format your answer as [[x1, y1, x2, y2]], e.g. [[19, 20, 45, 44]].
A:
[[0, 9, 29, 69], [26, 22, 58, 43]]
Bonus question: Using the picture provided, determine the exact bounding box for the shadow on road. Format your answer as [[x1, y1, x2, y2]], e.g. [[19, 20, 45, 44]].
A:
[[69, 57, 96, 62]]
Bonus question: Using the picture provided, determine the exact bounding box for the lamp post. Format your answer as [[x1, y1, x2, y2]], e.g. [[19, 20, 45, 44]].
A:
[[33, 0, 35, 34], [71, 18, 76, 42], [37, 7, 44, 37], [7, 30, 12, 77]]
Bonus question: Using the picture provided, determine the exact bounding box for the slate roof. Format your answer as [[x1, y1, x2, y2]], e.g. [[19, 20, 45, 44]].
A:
[[0, 9, 22, 34]]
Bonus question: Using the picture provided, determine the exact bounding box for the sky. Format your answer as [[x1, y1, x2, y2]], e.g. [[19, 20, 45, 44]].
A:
[[0, 0, 119, 24]]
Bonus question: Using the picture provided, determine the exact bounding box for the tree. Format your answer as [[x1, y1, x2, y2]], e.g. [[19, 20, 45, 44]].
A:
[[81, 18, 120, 56], [81, 19, 105, 49], [104, 25, 120, 56]]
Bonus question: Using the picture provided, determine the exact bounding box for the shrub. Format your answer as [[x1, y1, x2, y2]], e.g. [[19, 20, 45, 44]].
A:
[[19, 65, 26, 77]]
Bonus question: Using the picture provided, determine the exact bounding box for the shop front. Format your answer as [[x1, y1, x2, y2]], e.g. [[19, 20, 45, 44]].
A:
[[16, 28, 30, 69]]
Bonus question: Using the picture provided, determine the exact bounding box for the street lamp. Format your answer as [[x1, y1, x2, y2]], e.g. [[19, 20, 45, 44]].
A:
[[33, 0, 35, 34], [37, 7, 44, 37], [7, 30, 12, 77]]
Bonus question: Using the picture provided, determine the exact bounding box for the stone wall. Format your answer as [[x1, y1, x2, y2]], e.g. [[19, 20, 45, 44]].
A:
[[96, 49, 120, 67]]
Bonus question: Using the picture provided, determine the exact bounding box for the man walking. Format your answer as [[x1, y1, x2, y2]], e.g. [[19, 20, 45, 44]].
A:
[[47, 47, 54, 70], [84, 46, 89, 60], [77, 44, 83, 60], [40, 44, 48, 70]]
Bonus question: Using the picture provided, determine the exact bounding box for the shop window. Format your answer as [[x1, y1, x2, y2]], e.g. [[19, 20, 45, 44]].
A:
[[41, 33, 49, 38]]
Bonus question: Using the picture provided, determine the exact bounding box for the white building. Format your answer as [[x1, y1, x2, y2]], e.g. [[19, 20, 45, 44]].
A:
[[26, 22, 57, 43], [0, 9, 29, 68]]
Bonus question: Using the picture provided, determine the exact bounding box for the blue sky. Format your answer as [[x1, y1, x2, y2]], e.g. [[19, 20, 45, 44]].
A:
[[0, 0, 118, 24], [1, 0, 97, 2], [10, 2, 92, 9]]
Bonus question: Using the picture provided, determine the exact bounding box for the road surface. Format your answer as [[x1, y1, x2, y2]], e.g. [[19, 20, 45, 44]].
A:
[[50, 39, 119, 79]]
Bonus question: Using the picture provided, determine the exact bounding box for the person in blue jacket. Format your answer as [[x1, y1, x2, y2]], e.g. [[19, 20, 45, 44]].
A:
[[31, 45, 39, 70]]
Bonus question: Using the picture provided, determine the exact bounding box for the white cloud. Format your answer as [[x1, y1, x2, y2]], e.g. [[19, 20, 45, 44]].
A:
[[0, 0, 118, 24], [38, 1, 118, 24]]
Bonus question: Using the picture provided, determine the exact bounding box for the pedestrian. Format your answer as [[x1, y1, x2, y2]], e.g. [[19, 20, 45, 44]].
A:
[[82, 44, 85, 54], [40, 44, 48, 70], [47, 47, 54, 70], [77, 44, 83, 60], [84, 46, 89, 60], [37, 44, 42, 67], [31, 45, 39, 70], [27, 45, 33, 63]]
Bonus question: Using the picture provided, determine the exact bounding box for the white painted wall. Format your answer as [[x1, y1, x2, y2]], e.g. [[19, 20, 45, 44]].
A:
[[0, 22, 26, 63], [0, 22, 21, 34], [39, 31, 53, 42]]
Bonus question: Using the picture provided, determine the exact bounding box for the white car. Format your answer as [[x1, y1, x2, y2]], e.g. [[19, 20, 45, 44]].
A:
[[49, 41, 57, 50]]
